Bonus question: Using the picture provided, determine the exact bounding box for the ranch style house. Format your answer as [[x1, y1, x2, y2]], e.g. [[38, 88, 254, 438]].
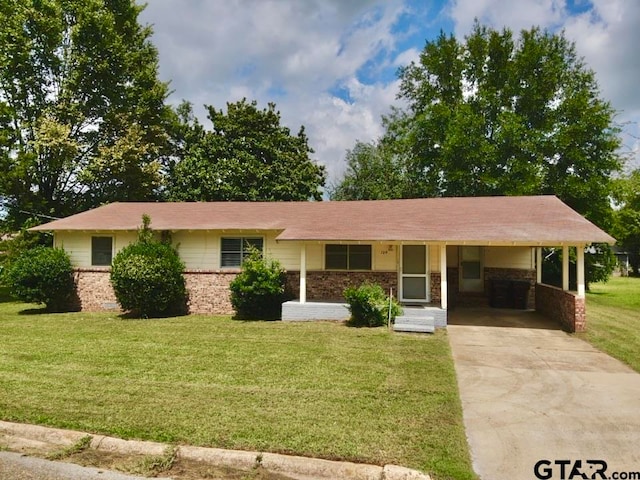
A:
[[31, 195, 615, 332]]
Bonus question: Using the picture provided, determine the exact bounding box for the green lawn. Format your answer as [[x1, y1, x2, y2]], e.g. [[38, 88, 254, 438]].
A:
[[583, 276, 640, 372], [0, 297, 475, 480]]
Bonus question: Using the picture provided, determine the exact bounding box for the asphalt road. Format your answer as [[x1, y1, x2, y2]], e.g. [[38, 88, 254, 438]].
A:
[[0, 451, 172, 480]]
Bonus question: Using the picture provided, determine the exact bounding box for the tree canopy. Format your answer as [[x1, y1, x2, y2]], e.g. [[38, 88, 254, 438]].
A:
[[0, 0, 171, 229], [166, 99, 326, 202], [329, 140, 404, 201], [613, 169, 640, 274], [335, 23, 623, 229]]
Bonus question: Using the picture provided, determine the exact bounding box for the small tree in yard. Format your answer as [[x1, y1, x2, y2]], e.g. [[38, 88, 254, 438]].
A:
[[343, 282, 401, 327], [110, 215, 186, 318], [4, 246, 74, 312], [230, 247, 289, 320]]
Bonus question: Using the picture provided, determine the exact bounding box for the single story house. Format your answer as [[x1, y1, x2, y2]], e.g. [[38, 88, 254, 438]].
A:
[[31, 195, 614, 332]]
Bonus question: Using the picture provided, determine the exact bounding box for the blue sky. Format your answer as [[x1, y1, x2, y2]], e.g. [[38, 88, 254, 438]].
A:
[[140, 0, 640, 185]]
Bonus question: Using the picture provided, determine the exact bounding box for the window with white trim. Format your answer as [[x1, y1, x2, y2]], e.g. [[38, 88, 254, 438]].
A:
[[220, 237, 264, 267], [91, 236, 113, 266], [325, 244, 372, 270]]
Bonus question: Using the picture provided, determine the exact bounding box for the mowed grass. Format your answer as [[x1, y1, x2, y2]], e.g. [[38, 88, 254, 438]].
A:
[[583, 276, 640, 372], [0, 297, 475, 480]]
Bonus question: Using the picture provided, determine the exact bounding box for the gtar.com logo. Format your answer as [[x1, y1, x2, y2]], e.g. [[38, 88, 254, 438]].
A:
[[534, 460, 640, 480], [534, 460, 608, 479]]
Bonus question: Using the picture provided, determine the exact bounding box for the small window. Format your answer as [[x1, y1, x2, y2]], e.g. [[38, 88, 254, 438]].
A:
[[325, 244, 371, 270], [221, 237, 263, 267], [92, 237, 113, 266]]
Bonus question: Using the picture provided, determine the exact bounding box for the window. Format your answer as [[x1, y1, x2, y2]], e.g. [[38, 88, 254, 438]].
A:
[[92, 237, 113, 266], [325, 244, 371, 270], [220, 237, 263, 267]]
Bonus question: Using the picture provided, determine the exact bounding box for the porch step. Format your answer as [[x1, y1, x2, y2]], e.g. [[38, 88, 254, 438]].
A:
[[393, 315, 435, 334]]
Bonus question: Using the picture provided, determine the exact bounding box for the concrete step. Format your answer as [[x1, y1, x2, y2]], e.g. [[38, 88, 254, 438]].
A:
[[393, 323, 435, 334], [393, 314, 435, 334], [400, 307, 440, 318], [394, 315, 435, 325]]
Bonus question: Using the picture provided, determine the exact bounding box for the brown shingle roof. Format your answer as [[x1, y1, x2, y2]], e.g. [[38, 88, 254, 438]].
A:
[[30, 196, 615, 245]]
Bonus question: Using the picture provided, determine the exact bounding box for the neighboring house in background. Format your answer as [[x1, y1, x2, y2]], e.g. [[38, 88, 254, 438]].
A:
[[31, 196, 614, 332]]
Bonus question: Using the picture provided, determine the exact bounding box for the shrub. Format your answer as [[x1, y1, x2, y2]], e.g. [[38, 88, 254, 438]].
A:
[[110, 216, 186, 318], [343, 282, 402, 327], [230, 248, 289, 320], [4, 246, 74, 312]]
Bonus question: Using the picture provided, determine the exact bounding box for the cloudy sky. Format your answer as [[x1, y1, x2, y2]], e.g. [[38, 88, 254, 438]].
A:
[[139, 0, 640, 188]]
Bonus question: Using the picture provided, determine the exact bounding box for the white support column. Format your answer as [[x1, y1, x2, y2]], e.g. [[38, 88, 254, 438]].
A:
[[562, 245, 569, 291], [577, 245, 585, 298], [440, 244, 448, 310], [536, 247, 542, 284], [299, 244, 306, 304]]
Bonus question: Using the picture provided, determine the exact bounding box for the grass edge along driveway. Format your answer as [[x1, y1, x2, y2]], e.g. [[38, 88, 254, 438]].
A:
[[0, 298, 475, 480], [581, 276, 640, 373]]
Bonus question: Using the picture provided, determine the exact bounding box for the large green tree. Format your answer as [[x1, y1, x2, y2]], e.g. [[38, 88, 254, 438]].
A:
[[329, 140, 405, 200], [337, 24, 623, 229], [166, 99, 326, 202], [613, 169, 640, 274], [0, 0, 171, 228]]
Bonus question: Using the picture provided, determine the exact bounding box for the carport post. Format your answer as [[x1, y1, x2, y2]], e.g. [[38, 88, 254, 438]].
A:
[[577, 245, 585, 298], [536, 247, 542, 284], [562, 245, 569, 291], [440, 244, 447, 310]]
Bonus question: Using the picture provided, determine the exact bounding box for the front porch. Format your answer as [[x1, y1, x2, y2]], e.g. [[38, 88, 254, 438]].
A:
[[284, 243, 589, 332], [281, 300, 444, 333]]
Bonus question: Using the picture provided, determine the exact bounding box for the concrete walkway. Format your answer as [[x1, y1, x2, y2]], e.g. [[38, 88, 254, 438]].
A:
[[448, 308, 640, 480]]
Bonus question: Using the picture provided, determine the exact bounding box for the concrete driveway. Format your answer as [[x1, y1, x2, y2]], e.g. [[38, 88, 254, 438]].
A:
[[448, 308, 640, 480]]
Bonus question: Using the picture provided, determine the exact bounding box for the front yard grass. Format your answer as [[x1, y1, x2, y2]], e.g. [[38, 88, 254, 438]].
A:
[[0, 297, 475, 480], [583, 276, 640, 372]]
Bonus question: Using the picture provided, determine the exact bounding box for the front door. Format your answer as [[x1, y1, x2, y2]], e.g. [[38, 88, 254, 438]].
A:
[[401, 245, 429, 302]]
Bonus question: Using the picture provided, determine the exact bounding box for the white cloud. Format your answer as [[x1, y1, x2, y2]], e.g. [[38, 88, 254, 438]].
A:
[[140, 0, 409, 185]]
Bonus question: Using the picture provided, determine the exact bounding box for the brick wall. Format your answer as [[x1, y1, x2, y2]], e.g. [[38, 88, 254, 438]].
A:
[[73, 268, 239, 315], [430, 272, 441, 305], [286, 271, 398, 301], [535, 283, 586, 332], [74, 268, 118, 311], [183, 271, 238, 314]]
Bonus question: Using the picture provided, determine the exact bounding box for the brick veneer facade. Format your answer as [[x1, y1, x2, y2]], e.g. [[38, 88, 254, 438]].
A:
[[535, 283, 586, 332], [73, 268, 240, 315], [74, 268, 449, 314], [285, 271, 398, 301], [73, 268, 118, 311], [285, 271, 443, 305]]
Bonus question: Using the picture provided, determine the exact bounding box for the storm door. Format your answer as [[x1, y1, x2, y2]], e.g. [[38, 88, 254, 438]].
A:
[[400, 245, 429, 302]]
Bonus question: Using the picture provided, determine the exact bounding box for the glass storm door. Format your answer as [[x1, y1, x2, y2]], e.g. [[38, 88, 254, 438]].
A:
[[401, 245, 429, 302]]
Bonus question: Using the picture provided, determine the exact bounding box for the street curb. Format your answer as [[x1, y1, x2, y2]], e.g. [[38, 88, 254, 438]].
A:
[[0, 421, 431, 480]]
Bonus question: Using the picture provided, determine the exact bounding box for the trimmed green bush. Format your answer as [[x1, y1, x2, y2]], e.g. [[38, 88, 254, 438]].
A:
[[343, 282, 402, 327], [110, 216, 186, 318], [230, 248, 289, 320], [4, 246, 74, 312]]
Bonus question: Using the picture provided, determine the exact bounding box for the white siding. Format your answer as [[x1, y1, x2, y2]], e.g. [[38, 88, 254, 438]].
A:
[[55, 231, 137, 267], [373, 244, 396, 271], [55, 232, 91, 267], [429, 245, 440, 272], [305, 244, 323, 270], [172, 231, 218, 269], [267, 238, 301, 270]]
